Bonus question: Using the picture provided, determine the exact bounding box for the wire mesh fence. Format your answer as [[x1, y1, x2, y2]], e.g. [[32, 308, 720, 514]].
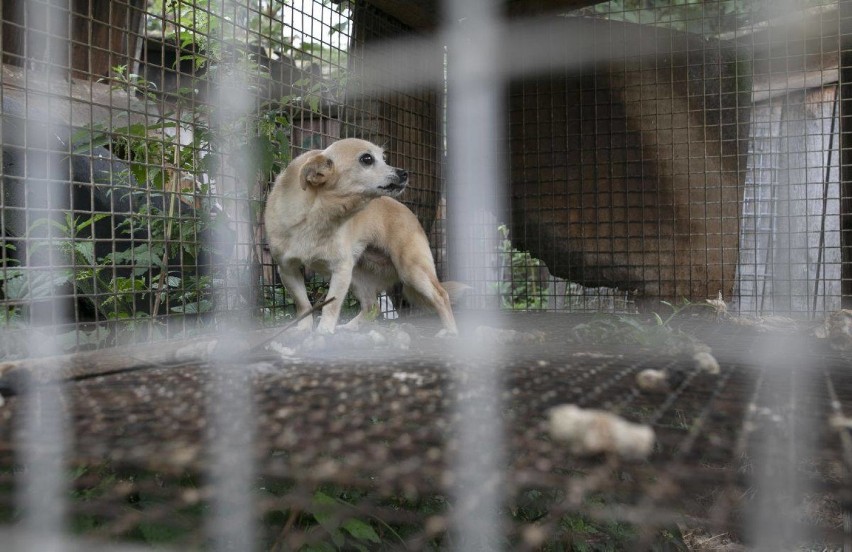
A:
[[1, 0, 851, 550], [1, 0, 445, 350], [2, 0, 849, 342]]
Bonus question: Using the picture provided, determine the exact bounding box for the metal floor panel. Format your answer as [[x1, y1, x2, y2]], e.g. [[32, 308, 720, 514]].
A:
[[0, 312, 848, 548]]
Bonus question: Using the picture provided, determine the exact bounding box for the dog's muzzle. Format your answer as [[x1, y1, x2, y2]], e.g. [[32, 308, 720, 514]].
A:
[[378, 168, 409, 195]]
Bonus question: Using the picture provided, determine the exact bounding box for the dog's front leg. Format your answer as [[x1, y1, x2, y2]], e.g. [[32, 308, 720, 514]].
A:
[[316, 262, 353, 334], [278, 261, 314, 332]]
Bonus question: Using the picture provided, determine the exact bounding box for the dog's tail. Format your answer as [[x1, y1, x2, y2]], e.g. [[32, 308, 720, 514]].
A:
[[441, 281, 473, 305]]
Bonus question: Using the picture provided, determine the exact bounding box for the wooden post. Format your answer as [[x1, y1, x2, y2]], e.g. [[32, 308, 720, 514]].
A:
[[70, 0, 146, 80], [2, 0, 145, 80]]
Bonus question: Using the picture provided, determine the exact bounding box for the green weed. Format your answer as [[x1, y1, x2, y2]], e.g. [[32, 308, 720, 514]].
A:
[[495, 224, 549, 311], [568, 299, 715, 352]]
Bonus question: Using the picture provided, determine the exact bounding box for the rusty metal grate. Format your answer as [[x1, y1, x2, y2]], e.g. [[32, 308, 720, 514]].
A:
[[0, 313, 848, 549]]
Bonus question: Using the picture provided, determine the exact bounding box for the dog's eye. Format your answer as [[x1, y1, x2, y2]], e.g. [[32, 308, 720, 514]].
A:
[[359, 153, 375, 166]]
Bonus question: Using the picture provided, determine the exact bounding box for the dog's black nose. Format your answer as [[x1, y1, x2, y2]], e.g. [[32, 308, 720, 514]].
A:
[[396, 168, 408, 183]]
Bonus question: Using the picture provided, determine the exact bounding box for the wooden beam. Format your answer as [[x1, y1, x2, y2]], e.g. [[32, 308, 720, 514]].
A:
[[0, 298, 335, 384], [70, 0, 147, 80], [1, 0, 146, 80], [505, 0, 606, 18], [357, 0, 609, 30]]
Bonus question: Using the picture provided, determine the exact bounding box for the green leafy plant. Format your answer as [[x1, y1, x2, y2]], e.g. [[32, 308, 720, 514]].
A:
[[0, 266, 24, 325], [58, 214, 136, 317], [2, 0, 364, 344], [495, 224, 549, 311], [581, 0, 831, 37], [0, 458, 699, 551], [297, 490, 385, 551], [567, 299, 714, 351], [586, 0, 744, 35], [0, 61, 295, 349], [145, 0, 351, 77], [106, 63, 160, 102]]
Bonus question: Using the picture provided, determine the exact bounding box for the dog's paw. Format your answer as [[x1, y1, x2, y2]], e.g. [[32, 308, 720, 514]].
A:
[[340, 318, 362, 332], [296, 316, 314, 332], [435, 328, 459, 339], [316, 323, 337, 335]]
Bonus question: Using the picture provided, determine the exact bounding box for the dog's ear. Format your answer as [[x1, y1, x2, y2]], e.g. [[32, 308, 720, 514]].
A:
[[300, 155, 334, 190]]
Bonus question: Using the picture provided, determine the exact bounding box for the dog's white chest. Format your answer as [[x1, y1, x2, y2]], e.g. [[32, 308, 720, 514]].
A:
[[281, 224, 359, 275]]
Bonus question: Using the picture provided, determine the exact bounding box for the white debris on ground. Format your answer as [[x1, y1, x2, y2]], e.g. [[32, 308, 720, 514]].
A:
[[729, 314, 800, 334], [267, 342, 296, 357], [646, 323, 715, 358], [368, 330, 386, 346], [265, 323, 415, 359], [636, 369, 669, 393], [392, 371, 426, 386], [174, 339, 218, 363], [548, 404, 655, 460], [247, 361, 286, 376], [474, 325, 546, 344], [829, 413, 852, 431], [706, 291, 728, 319], [705, 291, 804, 336], [572, 352, 623, 360], [693, 351, 720, 375], [814, 310, 852, 351]]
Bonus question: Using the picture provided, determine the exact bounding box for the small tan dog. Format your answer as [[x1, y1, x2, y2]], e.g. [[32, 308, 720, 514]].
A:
[[264, 138, 458, 335]]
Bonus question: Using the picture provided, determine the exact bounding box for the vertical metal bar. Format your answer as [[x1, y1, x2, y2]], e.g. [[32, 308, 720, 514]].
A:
[[743, 334, 819, 548], [444, 5, 505, 305], [204, 2, 257, 549], [840, 0, 852, 307], [813, 89, 838, 316], [13, 0, 71, 548], [443, 0, 506, 548]]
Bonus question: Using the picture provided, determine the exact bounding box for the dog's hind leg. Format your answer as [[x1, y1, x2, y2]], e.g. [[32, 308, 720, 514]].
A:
[[316, 262, 354, 334], [277, 261, 314, 332], [402, 266, 458, 336], [341, 267, 381, 331]]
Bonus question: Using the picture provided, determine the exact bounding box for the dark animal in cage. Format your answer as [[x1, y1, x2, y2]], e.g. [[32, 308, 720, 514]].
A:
[[0, 95, 215, 322], [509, 18, 749, 304], [141, 35, 325, 105], [2, 98, 141, 258]]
